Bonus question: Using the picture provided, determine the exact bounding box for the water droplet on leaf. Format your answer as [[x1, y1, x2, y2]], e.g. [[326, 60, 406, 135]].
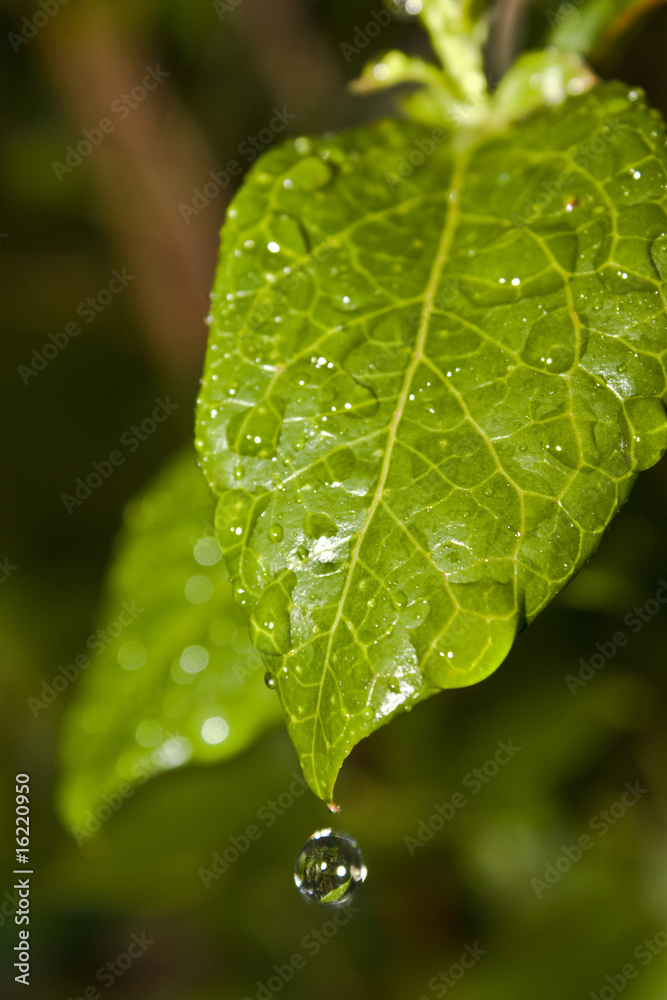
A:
[[264, 671, 276, 689], [287, 153, 331, 190]]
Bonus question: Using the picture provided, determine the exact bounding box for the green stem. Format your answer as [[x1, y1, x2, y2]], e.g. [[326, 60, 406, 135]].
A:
[[417, 0, 490, 105]]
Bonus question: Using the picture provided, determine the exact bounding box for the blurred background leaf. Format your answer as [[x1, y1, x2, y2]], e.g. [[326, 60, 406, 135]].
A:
[[491, 0, 667, 81], [543, 0, 667, 68], [57, 448, 283, 833]]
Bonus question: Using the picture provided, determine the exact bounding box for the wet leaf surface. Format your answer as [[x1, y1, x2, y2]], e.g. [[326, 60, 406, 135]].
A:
[[197, 84, 667, 799]]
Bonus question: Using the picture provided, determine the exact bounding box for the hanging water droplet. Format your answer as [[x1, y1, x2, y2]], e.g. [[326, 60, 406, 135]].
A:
[[264, 671, 276, 690], [294, 828, 366, 905], [327, 801, 341, 814]]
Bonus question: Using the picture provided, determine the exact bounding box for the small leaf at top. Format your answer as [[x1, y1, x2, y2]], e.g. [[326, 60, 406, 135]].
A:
[[544, 0, 667, 69], [196, 83, 667, 800]]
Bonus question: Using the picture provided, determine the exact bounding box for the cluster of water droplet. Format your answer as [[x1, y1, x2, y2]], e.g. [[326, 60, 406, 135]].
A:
[[294, 828, 367, 905]]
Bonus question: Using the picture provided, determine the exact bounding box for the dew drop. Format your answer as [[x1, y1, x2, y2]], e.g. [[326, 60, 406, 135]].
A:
[[268, 523, 284, 543], [264, 671, 277, 689], [294, 829, 367, 905]]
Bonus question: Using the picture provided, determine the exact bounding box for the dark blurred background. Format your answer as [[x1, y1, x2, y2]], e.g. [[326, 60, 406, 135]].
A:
[[3, 0, 667, 997]]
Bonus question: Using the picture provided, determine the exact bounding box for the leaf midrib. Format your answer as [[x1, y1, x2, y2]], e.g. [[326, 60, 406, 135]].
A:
[[305, 152, 470, 796]]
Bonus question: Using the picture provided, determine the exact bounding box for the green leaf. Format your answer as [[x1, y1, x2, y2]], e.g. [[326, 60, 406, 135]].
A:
[[488, 49, 598, 125], [58, 449, 283, 831], [350, 0, 492, 129], [544, 0, 667, 68], [196, 83, 667, 801]]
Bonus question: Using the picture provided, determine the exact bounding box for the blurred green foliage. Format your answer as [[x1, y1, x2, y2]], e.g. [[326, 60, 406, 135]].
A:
[[57, 449, 283, 833]]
